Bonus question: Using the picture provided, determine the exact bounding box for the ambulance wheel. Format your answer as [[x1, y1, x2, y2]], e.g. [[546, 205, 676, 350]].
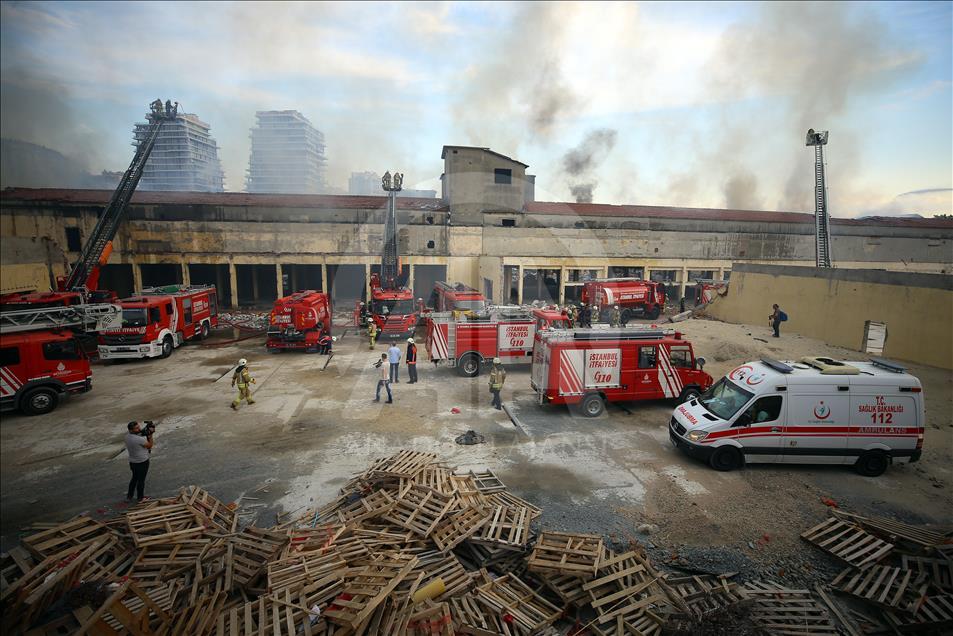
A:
[[580, 393, 605, 418], [160, 336, 174, 359], [200, 322, 210, 339], [709, 446, 742, 471], [457, 354, 481, 378], [678, 387, 701, 404], [21, 387, 59, 416], [855, 451, 889, 477]]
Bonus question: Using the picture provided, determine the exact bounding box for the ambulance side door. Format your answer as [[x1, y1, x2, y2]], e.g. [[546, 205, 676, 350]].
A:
[[729, 393, 785, 464], [782, 386, 850, 464]]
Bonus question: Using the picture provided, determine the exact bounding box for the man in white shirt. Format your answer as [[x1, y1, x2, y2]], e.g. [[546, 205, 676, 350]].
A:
[[374, 353, 393, 403], [125, 421, 154, 502]]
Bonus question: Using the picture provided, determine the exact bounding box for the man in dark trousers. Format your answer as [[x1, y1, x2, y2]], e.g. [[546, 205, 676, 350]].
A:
[[488, 358, 506, 410], [125, 421, 153, 502], [374, 353, 393, 403], [769, 304, 782, 338], [579, 304, 592, 328], [406, 337, 418, 384]]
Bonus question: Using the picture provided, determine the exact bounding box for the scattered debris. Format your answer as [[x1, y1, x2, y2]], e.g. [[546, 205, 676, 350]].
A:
[[454, 429, 485, 445]]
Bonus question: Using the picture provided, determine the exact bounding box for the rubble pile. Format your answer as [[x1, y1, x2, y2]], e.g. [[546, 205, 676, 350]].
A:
[[218, 311, 270, 331], [1, 450, 950, 634]]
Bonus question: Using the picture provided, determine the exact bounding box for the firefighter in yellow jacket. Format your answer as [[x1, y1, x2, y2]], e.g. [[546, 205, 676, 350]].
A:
[[488, 358, 506, 410], [368, 321, 378, 349], [230, 358, 256, 410]]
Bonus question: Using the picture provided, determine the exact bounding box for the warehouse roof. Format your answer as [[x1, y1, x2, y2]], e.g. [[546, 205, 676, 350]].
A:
[[441, 145, 529, 167]]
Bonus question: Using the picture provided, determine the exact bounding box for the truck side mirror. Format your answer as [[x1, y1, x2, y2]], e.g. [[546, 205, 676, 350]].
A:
[[696, 356, 706, 370]]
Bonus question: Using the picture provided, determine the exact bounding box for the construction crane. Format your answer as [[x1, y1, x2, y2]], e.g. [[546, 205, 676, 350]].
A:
[[806, 128, 833, 268], [0, 100, 178, 309]]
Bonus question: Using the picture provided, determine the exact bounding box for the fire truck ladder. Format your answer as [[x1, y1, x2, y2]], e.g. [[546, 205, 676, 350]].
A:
[[0, 304, 122, 334], [571, 328, 675, 341], [807, 129, 833, 268], [63, 107, 175, 293]]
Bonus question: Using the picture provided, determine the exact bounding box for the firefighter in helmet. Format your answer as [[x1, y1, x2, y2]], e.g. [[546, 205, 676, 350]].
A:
[[368, 320, 378, 349], [230, 358, 256, 410], [610, 305, 622, 328], [488, 358, 506, 410]]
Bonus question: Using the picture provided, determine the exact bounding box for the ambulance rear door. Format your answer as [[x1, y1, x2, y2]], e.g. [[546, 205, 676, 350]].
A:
[[849, 386, 919, 459]]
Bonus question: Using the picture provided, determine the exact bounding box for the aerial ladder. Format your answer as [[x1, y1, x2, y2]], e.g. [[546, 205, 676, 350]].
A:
[[806, 128, 833, 268], [0, 304, 122, 334]]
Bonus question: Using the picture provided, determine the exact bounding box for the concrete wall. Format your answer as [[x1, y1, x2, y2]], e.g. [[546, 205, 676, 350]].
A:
[[443, 147, 527, 224], [707, 264, 953, 370]]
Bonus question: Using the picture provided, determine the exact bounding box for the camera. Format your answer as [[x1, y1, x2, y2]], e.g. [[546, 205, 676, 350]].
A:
[[139, 420, 157, 436]]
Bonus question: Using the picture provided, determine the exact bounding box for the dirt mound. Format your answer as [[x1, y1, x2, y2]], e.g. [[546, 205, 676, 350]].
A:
[[710, 340, 760, 363]]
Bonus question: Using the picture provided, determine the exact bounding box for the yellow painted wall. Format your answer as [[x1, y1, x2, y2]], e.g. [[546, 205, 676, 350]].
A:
[[708, 265, 953, 370], [0, 263, 57, 294]]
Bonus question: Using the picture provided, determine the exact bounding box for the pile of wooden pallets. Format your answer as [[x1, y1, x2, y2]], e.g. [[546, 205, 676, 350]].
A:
[[5, 450, 948, 635], [803, 509, 953, 634]]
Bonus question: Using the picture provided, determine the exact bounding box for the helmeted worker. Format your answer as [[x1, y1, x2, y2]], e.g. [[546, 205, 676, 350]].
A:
[[368, 320, 378, 349], [579, 304, 592, 328], [406, 338, 418, 384], [566, 304, 577, 328], [359, 302, 368, 327], [610, 305, 622, 328], [488, 358, 506, 410], [230, 358, 256, 410], [318, 333, 334, 355]]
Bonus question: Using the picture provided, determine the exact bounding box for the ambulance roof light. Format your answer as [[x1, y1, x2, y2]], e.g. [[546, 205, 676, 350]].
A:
[[760, 357, 794, 374], [869, 357, 906, 374]]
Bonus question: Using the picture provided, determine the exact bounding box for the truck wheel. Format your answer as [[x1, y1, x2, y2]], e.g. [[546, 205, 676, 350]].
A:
[[855, 451, 889, 477], [580, 393, 605, 417], [621, 309, 632, 325], [678, 387, 701, 404], [160, 336, 174, 359], [709, 446, 742, 471], [457, 354, 481, 378], [647, 305, 661, 320], [21, 387, 59, 416], [200, 321, 210, 339]]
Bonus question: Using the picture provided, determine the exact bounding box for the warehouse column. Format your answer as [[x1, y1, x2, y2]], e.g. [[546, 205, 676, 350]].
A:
[[320, 263, 328, 293], [644, 268, 652, 282], [290, 265, 298, 293], [679, 266, 689, 301], [559, 266, 567, 304], [275, 263, 284, 298], [180, 261, 191, 287], [407, 261, 414, 296], [252, 268, 260, 304], [132, 263, 143, 293], [228, 263, 238, 309], [365, 264, 372, 302], [717, 267, 725, 280], [517, 265, 524, 305]]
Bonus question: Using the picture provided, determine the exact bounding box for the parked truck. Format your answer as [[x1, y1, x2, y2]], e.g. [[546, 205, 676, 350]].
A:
[[531, 327, 713, 416], [426, 306, 570, 376], [97, 285, 218, 360], [579, 278, 666, 321], [267, 290, 332, 352], [429, 281, 487, 313]]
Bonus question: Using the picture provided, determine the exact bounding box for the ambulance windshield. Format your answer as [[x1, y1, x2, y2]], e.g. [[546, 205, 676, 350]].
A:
[[698, 377, 754, 421]]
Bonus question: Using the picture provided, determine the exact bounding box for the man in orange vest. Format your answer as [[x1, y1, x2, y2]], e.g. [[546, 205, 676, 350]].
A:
[[406, 337, 418, 383]]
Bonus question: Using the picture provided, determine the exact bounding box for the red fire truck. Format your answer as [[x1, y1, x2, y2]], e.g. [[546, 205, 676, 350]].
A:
[[98, 285, 218, 360], [531, 327, 713, 417], [579, 278, 666, 321], [693, 279, 728, 306], [429, 282, 487, 313], [267, 290, 332, 352], [365, 273, 419, 340], [426, 306, 570, 376], [1, 303, 121, 415]]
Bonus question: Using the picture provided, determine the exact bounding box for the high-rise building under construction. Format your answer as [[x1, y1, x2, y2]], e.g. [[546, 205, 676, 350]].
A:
[[246, 110, 326, 194], [133, 112, 225, 192]]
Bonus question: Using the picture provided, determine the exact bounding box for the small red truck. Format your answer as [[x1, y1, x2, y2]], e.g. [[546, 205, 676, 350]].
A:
[[531, 327, 713, 416], [1, 303, 122, 415], [693, 279, 728, 306], [357, 273, 419, 340], [579, 278, 666, 321], [98, 285, 219, 360], [267, 290, 332, 352], [429, 281, 487, 313], [426, 306, 570, 376]]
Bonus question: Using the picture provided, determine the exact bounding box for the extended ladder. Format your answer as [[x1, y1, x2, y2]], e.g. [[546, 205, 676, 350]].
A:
[[813, 141, 833, 268], [0, 304, 122, 334]]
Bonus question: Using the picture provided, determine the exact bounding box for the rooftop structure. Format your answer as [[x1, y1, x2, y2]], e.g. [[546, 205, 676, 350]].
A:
[[133, 113, 224, 192], [246, 110, 326, 194]]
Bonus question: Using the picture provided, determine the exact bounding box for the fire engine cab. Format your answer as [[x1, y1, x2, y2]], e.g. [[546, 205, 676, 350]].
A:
[[267, 290, 332, 352], [427, 306, 570, 377], [532, 327, 713, 417], [579, 278, 666, 321], [669, 357, 924, 476], [98, 285, 218, 360], [1, 303, 121, 415], [429, 282, 487, 313]]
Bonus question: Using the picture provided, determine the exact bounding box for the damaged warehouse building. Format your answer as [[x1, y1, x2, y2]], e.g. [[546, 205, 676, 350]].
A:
[[2, 145, 951, 308]]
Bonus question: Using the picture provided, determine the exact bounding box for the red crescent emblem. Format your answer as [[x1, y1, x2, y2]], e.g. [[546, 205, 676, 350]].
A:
[[730, 365, 753, 381]]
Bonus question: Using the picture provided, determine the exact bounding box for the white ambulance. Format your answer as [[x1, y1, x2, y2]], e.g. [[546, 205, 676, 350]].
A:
[[669, 357, 924, 476]]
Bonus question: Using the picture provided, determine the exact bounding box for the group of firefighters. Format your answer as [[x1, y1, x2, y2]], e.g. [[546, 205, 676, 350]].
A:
[[559, 303, 627, 328]]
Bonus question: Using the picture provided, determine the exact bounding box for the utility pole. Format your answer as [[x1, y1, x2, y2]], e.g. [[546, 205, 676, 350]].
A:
[[806, 129, 833, 268]]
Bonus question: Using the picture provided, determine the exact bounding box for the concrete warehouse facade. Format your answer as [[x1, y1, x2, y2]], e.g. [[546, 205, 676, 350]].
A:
[[1, 146, 951, 308]]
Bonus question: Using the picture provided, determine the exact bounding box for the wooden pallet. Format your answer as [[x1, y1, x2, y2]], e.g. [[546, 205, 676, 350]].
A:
[[21, 515, 112, 559], [215, 573, 345, 636], [801, 517, 894, 568], [163, 590, 227, 636], [449, 475, 490, 510], [130, 540, 213, 585], [366, 450, 438, 481], [540, 572, 590, 606], [324, 555, 418, 629], [448, 593, 519, 636], [470, 505, 532, 550], [486, 490, 542, 521], [224, 527, 289, 591], [267, 549, 347, 593], [834, 510, 949, 552], [584, 550, 658, 616], [469, 469, 506, 493], [382, 485, 454, 538], [331, 489, 398, 526], [79, 579, 176, 635], [901, 554, 953, 591], [0, 545, 34, 596], [528, 531, 603, 578], [412, 466, 456, 495], [180, 486, 237, 535], [395, 553, 474, 602], [126, 502, 206, 547], [473, 573, 561, 633], [743, 581, 839, 635], [431, 506, 492, 552], [832, 565, 928, 611], [401, 601, 454, 635], [664, 574, 746, 616], [589, 605, 666, 636]]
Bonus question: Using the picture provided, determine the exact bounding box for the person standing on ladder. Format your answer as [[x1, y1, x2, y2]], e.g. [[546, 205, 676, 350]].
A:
[[230, 358, 256, 410], [488, 358, 506, 411]]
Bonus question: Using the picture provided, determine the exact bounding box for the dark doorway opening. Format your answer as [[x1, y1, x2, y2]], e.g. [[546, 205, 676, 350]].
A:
[[189, 264, 232, 307], [98, 264, 134, 298], [412, 265, 447, 307], [139, 263, 181, 288], [282, 264, 324, 297], [235, 264, 277, 307], [326, 264, 367, 307]]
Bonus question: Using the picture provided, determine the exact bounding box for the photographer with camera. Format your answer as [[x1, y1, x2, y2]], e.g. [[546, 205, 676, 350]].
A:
[[125, 421, 154, 502]]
